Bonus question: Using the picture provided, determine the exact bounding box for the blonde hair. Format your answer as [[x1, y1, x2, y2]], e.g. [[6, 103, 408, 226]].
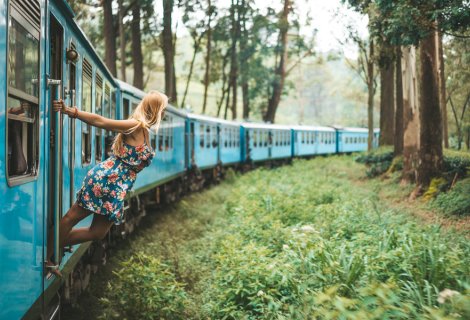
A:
[[112, 90, 168, 155]]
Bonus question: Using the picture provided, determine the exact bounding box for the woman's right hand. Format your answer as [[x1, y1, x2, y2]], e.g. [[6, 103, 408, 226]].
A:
[[52, 99, 66, 113]]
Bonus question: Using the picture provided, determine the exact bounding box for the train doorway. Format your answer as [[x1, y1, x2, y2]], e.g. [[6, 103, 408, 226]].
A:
[[45, 15, 64, 282]]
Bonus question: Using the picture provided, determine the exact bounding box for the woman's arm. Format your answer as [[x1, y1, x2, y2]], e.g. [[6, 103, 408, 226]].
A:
[[52, 99, 139, 133]]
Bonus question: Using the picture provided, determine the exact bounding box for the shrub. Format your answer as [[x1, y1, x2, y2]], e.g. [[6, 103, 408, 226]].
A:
[[431, 178, 470, 216], [99, 253, 190, 320]]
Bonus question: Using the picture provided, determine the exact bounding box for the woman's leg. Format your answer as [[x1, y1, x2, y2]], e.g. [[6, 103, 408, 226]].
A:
[[46, 203, 91, 261], [63, 213, 114, 247]]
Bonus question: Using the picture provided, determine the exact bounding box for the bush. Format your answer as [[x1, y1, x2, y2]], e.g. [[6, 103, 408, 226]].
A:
[[99, 253, 190, 320], [431, 178, 470, 216], [443, 150, 470, 180]]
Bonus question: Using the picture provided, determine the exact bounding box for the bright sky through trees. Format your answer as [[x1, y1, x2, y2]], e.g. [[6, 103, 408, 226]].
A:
[[154, 0, 368, 59]]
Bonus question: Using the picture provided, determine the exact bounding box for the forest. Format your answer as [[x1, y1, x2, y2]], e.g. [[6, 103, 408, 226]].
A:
[[69, 0, 470, 193]]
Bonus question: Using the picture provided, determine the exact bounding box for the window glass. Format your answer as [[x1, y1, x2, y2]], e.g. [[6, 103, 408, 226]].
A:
[[7, 97, 38, 178], [82, 60, 92, 165], [95, 75, 103, 162], [212, 126, 217, 148], [8, 19, 39, 98], [7, 13, 40, 183], [123, 98, 130, 119], [110, 90, 116, 120], [206, 125, 211, 148], [200, 124, 205, 148]]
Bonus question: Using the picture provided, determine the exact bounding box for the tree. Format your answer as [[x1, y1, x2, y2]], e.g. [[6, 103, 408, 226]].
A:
[[162, 0, 178, 105], [102, 0, 117, 76], [202, 0, 215, 114], [118, 0, 127, 81], [378, 44, 395, 146], [264, 0, 291, 123], [131, 1, 144, 89], [394, 46, 404, 156]]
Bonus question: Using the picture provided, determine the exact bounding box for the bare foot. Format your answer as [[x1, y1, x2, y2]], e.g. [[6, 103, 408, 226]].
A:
[[45, 260, 63, 278]]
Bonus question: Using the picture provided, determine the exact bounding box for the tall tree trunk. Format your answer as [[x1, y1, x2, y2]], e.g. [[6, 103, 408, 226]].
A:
[[436, 31, 448, 148], [202, 0, 212, 114], [162, 0, 176, 103], [394, 46, 404, 156], [229, 0, 239, 120], [131, 2, 144, 89], [417, 31, 443, 188], [181, 34, 203, 108], [367, 40, 375, 151], [217, 52, 230, 117], [401, 46, 420, 183], [103, 0, 117, 76], [264, 0, 290, 123], [224, 83, 231, 120], [379, 62, 395, 145], [118, 0, 126, 81], [240, 0, 249, 119]]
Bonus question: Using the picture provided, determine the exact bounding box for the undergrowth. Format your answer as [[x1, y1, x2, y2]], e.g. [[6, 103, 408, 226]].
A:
[[92, 156, 470, 319]]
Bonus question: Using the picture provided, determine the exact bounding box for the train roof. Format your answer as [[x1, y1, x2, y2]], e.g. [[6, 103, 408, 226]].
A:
[[241, 122, 291, 131], [186, 113, 242, 126], [290, 125, 336, 132], [339, 127, 371, 133], [115, 79, 187, 117]]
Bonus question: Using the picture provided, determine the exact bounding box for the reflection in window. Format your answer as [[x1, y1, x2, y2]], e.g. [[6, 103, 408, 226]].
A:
[[8, 19, 39, 98], [95, 74, 103, 162], [200, 124, 205, 148], [82, 59, 93, 165], [206, 125, 211, 148], [7, 14, 39, 183]]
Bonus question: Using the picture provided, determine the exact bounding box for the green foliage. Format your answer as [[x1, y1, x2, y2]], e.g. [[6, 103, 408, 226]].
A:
[[355, 148, 394, 177], [90, 156, 469, 319], [443, 150, 470, 180], [99, 253, 190, 320], [423, 178, 448, 201], [431, 178, 470, 216]]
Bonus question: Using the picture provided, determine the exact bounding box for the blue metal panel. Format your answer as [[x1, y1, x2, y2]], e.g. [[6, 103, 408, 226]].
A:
[[133, 111, 186, 191], [192, 120, 218, 169], [0, 1, 49, 318], [219, 123, 241, 165]]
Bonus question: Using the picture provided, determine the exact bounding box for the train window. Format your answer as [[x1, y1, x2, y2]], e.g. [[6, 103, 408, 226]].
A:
[[95, 73, 103, 162], [110, 90, 116, 120], [200, 124, 205, 148], [131, 102, 138, 113], [151, 133, 157, 150], [253, 131, 257, 147], [103, 84, 110, 118], [212, 126, 217, 148], [164, 116, 169, 151], [6, 6, 40, 184], [123, 98, 130, 119], [158, 130, 163, 151], [206, 125, 211, 148], [170, 116, 174, 149], [81, 59, 93, 165], [223, 128, 227, 148]]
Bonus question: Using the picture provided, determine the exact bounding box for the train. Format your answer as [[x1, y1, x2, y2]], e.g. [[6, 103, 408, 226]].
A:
[[0, 0, 379, 319]]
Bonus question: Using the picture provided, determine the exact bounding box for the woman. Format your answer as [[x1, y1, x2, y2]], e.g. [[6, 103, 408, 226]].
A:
[[47, 91, 168, 277]]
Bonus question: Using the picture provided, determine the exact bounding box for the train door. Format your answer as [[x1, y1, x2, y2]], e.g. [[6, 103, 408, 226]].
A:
[[268, 131, 273, 159], [45, 16, 65, 285]]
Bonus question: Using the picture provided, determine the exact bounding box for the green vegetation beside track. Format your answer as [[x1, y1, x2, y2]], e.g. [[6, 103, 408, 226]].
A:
[[63, 156, 470, 320]]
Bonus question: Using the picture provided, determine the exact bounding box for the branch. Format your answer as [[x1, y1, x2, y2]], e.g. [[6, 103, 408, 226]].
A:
[[285, 48, 314, 76]]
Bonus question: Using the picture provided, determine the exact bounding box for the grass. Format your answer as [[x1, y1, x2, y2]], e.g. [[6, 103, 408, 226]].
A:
[[62, 155, 470, 319]]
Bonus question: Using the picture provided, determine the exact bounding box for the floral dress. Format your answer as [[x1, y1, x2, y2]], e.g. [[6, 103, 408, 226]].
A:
[[76, 141, 155, 225]]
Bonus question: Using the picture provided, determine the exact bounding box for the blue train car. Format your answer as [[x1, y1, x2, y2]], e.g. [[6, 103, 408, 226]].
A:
[[0, 1, 382, 319], [270, 125, 292, 160], [292, 126, 337, 156], [0, 0, 122, 318], [186, 114, 220, 170], [218, 118, 242, 166], [241, 123, 291, 162], [117, 80, 187, 192], [337, 127, 369, 153]]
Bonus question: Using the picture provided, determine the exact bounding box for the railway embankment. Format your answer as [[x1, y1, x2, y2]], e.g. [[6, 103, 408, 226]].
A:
[[63, 155, 470, 319]]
